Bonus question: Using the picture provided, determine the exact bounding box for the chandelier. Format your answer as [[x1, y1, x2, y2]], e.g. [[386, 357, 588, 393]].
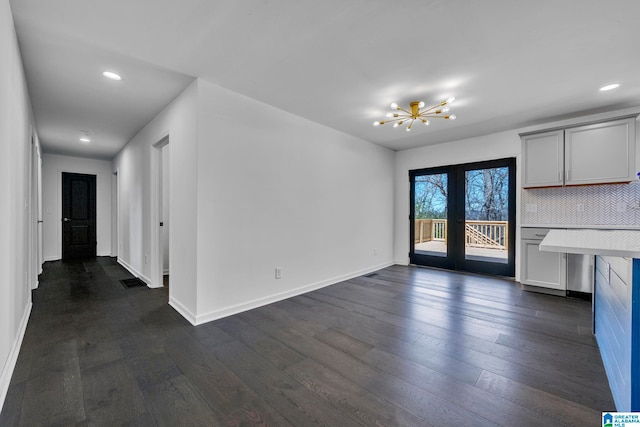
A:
[[373, 97, 456, 132]]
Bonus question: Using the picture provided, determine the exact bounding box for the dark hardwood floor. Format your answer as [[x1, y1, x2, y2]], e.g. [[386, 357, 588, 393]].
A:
[[0, 258, 614, 426]]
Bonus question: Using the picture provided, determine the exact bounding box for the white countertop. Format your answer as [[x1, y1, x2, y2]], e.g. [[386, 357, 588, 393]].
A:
[[523, 224, 640, 230], [539, 229, 640, 258]]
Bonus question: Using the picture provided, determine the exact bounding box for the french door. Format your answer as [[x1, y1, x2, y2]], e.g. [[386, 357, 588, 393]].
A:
[[410, 158, 516, 277]]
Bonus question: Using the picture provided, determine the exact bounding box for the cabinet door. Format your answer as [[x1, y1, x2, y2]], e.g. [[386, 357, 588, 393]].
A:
[[521, 240, 566, 290], [522, 130, 564, 188], [565, 118, 635, 185]]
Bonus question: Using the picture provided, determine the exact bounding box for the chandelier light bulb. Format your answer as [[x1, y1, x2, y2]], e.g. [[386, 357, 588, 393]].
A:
[[449, 114, 456, 120], [406, 126, 412, 132], [386, 112, 394, 118], [102, 71, 122, 81], [373, 121, 381, 126], [446, 96, 455, 104], [418, 101, 425, 108], [390, 102, 399, 109], [393, 123, 399, 128], [442, 107, 450, 113], [423, 119, 430, 126]]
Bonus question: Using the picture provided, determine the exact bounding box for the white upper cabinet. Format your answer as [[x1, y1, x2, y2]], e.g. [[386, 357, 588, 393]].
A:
[[522, 130, 564, 188], [565, 118, 635, 185], [522, 116, 637, 188]]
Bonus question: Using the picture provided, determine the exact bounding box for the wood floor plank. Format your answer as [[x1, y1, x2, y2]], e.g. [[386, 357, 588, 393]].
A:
[[80, 359, 148, 425], [360, 347, 553, 426], [144, 375, 223, 427], [285, 357, 432, 427], [163, 330, 258, 414], [208, 339, 362, 427], [241, 309, 498, 426], [474, 369, 606, 426]]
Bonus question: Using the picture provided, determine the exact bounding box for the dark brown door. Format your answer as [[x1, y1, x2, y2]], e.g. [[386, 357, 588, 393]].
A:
[[62, 172, 97, 259]]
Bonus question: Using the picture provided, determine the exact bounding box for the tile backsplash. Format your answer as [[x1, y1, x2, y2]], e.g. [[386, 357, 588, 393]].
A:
[[521, 182, 640, 227]]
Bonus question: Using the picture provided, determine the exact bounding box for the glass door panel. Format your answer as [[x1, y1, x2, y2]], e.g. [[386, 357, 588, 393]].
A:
[[464, 166, 509, 264], [414, 173, 448, 258]]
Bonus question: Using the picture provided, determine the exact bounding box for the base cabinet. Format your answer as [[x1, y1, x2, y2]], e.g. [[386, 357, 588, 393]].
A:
[[521, 228, 566, 292]]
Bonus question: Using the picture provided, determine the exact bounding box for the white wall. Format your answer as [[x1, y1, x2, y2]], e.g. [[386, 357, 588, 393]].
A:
[[41, 153, 113, 260], [0, 0, 40, 412], [112, 80, 198, 314], [194, 80, 395, 323]]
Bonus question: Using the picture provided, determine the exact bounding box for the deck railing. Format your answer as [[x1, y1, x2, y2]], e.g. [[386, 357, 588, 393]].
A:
[[414, 219, 508, 250]]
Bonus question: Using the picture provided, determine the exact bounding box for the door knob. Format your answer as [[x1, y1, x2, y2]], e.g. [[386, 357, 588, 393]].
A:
[[63, 217, 72, 222]]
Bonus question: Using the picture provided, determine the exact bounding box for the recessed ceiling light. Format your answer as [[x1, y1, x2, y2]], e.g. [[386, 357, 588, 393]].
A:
[[102, 71, 122, 81], [79, 137, 91, 143], [600, 83, 620, 91]]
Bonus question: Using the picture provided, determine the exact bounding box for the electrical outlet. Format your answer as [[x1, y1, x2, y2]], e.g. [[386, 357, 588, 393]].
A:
[[275, 267, 282, 279]]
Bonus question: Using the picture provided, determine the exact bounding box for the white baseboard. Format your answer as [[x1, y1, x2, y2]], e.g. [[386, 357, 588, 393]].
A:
[[162, 269, 169, 276], [193, 261, 395, 326], [0, 302, 32, 414], [395, 259, 410, 266], [116, 258, 151, 286], [97, 251, 111, 257], [169, 297, 197, 325], [43, 256, 59, 262]]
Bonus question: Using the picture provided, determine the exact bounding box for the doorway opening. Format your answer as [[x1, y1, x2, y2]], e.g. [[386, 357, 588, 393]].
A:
[[150, 136, 170, 288], [62, 172, 97, 260], [410, 158, 516, 277]]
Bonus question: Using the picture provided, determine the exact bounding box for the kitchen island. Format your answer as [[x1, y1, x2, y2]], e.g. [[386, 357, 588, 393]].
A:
[[540, 229, 640, 411]]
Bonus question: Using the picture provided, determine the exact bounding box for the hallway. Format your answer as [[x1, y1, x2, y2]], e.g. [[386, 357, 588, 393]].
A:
[[1, 259, 614, 425]]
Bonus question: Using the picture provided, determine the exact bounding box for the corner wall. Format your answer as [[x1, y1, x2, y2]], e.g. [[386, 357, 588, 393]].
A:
[[194, 80, 395, 323], [112, 80, 198, 317], [0, 0, 40, 412], [41, 153, 113, 261]]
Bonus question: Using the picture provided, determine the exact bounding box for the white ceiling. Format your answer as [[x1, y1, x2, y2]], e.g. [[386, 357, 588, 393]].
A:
[[10, 0, 640, 159]]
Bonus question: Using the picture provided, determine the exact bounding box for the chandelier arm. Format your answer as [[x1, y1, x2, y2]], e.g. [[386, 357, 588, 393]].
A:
[[380, 117, 408, 124], [395, 107, 412, 115], [418, 104, 443, 114], [420, 114, 451, 119]]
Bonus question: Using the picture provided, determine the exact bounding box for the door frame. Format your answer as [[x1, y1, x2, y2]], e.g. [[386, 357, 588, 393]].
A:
[[149, 134, 169, 289], [410, 157, 516, 277]]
